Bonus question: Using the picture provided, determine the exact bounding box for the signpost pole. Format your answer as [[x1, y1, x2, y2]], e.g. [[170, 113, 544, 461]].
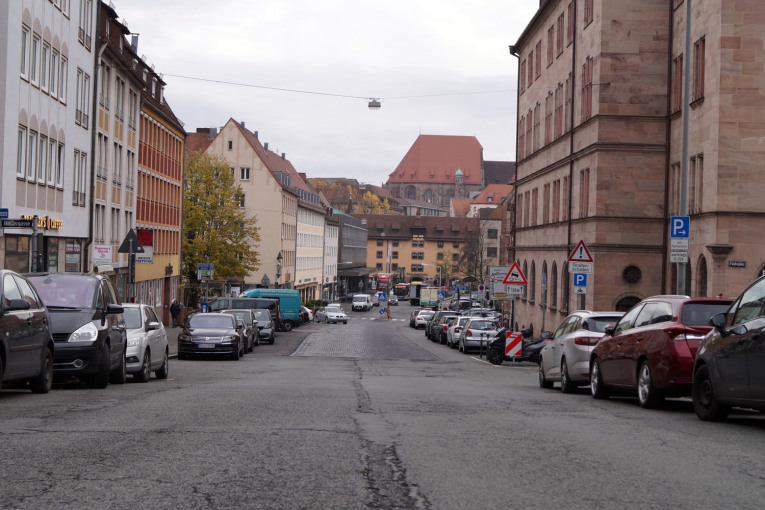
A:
[[31, 215, 38, 272]]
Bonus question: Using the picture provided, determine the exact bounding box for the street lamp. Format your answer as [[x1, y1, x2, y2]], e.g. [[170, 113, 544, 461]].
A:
[[276, 251, 283, 288]]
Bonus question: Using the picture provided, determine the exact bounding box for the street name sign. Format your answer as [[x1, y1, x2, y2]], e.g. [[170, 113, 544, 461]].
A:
[[1, 218, 34, 229]]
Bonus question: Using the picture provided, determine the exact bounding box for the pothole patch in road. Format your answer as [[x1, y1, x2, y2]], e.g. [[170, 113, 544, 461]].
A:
[[0, 418, 44, 433]]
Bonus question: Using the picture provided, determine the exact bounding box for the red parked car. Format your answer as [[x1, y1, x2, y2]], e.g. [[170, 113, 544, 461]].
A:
[[589, 295, 733, 408]]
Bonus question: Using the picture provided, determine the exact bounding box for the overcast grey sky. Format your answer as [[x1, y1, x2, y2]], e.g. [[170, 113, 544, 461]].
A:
[[116, 0, 539, 185]]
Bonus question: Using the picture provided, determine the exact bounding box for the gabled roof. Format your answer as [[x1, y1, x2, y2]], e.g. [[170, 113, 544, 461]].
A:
[[471, 184, 514, 205], [387, 135, 483, 185], [451, 199, 472, 218], [484, 161, 516, 185]]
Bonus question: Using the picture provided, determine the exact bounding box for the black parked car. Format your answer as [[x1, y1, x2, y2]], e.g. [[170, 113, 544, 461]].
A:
[[178, 312, 242, 360], [220, 309, 258, 351], [0, 270, 54, 393], [252, 308, 276, 344], [693, 275, 765, 421], [27, 273, 126, 389]]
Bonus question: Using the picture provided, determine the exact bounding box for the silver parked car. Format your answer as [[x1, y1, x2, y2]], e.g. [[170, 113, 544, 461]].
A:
[[314, 305, 348, 324], [458, 318, 500, 353], [538, 310, 624, 392], [122, 303, 169, 382], [446, 316, 471, 349]]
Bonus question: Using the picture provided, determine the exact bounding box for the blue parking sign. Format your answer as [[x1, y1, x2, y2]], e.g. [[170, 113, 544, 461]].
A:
[[573, 273, 587, 287], [670, 216, 690, 238]]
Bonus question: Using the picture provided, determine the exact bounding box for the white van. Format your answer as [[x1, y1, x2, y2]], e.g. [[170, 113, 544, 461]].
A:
[[352, 294, 373, 311]]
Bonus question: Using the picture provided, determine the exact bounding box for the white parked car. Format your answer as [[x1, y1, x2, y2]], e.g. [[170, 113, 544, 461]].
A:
[[538, 310, 624, 392], [413, 310, 435, 329], [458, 318, 501, 354], [446, 316, 471, 348], [315, 305, 348, 324], [122, 303, 169, 382]]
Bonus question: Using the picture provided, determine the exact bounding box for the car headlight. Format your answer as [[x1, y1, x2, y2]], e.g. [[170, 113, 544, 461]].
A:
[[127, 336, 140, 347], [179, 334, 191, 342], [69, 322, 99, 343]]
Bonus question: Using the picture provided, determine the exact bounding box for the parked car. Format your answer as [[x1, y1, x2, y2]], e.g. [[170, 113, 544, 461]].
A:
[[209, 297, 282, 332], [300, 306, 314, 324], [446, 316, 471, 348], [178, 312, 242, 360], [220, 309, 259, 350], [413, 310, 435, 329], [252, 309, 276, 344], [122, 303, 169, 383], [458, 318, 501, 353], [352, 294, 373, 311], [538, 311, 625, 392], [589, 295, 733, 408], [371, 293, 379, 307], [432, 315, 459, 344], [27, 273, 127, 389], [315, 305, 348, 324], [693, 276, 765, 421], [426, 310, 456, 340], [0, 270, 54, 393], [388, 294, 399, 306]]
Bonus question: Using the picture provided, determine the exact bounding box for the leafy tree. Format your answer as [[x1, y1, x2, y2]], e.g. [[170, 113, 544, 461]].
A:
[[459, 225, 488, 288], [183, 151, 261, 306], [358, 191, 391, 214]]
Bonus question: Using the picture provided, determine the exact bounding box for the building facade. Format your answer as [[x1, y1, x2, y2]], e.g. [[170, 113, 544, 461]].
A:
[[511, 0, 765, 334], [1, 0, 96, 273]]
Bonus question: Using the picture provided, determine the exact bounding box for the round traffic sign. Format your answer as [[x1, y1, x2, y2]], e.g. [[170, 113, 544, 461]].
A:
[[379, 308, 385, 315]]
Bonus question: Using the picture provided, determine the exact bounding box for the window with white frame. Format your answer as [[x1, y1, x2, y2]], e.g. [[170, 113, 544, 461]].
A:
[[47, 137, 56, 185], [59, 56, 67, 102], [41, 42, 50, 91], [50, 49, 59, 96], [27, 130, 38, 180], [78, 0, 93, 49], [75, 69, 90, 128], [56, 143, 64, 187], [240, 167, 250, 180], [38, 135, 47, 182], [17, 126, 27, 177], [20, 25, 30, 77], [30, 33, 40, 84]]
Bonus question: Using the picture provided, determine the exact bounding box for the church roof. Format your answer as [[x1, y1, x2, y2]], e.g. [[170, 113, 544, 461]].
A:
[[386, 135, 483, 185]]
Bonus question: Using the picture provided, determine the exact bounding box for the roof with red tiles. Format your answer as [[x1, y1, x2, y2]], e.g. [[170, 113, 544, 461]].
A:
[[451, 199, 472, 218], [471, 184, 514, 205], [386, 135, 483, 185], [185, 131, 214, 155]]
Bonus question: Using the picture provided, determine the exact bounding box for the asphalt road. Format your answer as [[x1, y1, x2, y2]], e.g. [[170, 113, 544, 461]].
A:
[[2, 303, 765, 509]]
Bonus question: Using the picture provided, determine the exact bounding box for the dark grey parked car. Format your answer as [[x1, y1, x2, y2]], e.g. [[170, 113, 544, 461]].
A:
[[693, 275, 765, 421], [1, 270, 54, 393], [178, 312, 242, 360], [220, 309, 258, 351], [26, 273, 126, 389]]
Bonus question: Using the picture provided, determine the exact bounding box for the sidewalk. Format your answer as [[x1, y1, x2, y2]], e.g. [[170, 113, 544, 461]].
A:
[[165, 326, 181, 358]]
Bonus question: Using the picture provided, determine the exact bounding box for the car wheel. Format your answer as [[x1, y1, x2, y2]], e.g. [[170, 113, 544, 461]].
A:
[[87, 343, 111, 389], [560, 359, 574, 394], [325, 317, 329, 323], [155, 349, 169, 380], [282, 320, 294, 332], [343, 321, 347, 324], [539, 359, 554, 388], [255, 336, 260, 347], [134, 349, 151, 383], [269, 334, 275, 345], [692, 364, 730, 421], [178, 352, 187, 361], [110, 347, 127, 385], [590, 358, 609, 399], [30, 346, 54, 394], [248, 337, 254, 353], [637, 360, 663, 408], [231, 342, 241, 360]]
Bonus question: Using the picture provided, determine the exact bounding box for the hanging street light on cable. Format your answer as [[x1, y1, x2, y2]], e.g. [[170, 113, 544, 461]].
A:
[[368, 98, 381, 110]]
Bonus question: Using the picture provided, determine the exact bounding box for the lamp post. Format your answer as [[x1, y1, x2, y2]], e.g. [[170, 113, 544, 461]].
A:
[[276, 251, 283, 289]]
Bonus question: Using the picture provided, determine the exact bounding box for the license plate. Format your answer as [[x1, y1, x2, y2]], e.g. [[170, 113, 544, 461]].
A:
[[198, 343, 215, 349]]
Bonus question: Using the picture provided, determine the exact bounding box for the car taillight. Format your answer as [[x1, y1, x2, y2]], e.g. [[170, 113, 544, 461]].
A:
[[455, 327, 461, 333], [466, 330, 474, 337], [664, 326, 688, 341], [443, 325, 449, 332], [574, 336, 600, 346]]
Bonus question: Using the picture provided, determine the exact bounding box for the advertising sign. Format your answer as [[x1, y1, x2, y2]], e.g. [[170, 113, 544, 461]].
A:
[[135, 228, 154, 264], [92, 245, 112, 266]]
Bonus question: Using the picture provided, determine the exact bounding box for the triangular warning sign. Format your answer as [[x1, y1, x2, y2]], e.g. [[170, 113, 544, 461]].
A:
[[503, 261, 528, 285], [118, 229, 146, 254], [568, 240, 593, 262]]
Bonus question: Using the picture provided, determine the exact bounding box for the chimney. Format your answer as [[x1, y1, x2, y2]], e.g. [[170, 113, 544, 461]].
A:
[[196, 127, 210, 134], [209, 127, 217, 139], [281, 153, 286, 160], [131, 34, 139, 51], [254, 131, 258, 139], [240, 121, 245, 129], [299, 172, 307, 182], [264, 142, 269, 151]]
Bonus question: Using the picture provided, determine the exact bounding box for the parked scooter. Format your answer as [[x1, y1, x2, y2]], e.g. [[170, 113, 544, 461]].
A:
[[487, 328, 552, 365]]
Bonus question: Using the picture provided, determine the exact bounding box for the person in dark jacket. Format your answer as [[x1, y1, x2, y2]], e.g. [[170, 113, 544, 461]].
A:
[[170, 299, 181, 328]]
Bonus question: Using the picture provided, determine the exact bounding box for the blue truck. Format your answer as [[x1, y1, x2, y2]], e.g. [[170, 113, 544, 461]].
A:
[[242, 288, 302, 331]]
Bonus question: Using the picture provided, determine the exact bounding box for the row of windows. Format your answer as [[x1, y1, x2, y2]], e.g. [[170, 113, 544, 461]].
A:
[[282, 222, 296, 242], [16, 125, 66, 189], [671, 37, 706, 113], [669, 154, 704, 215], [297, 232, 324, 249], [296, 256, 323, 272], [21, 24, 69, 105], [517, 176, 571, 228], [298, 208, 324, 227]]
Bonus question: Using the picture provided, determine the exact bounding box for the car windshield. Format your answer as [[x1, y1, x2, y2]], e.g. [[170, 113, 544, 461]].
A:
[[252, 310, 270, 321], [226, 310, 252, 324], [469, 321, 496, 330], [353, 296, 367, 302], [326, 306, 342, 314], [682, 303, 731, 326], [122, 307, 143, 329], [418, 311, 434, 318], [189, 314, 233, 329], [27, 275, 97, 308], [588, 316, 623, 332]]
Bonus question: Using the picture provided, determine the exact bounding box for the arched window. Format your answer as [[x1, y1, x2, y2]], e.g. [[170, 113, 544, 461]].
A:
[[522, 260, 528, 299], [405, 185, 417, 199], [541, 261, 548, 306], [423, 188, 434, 203], [697, 256, 708, 297], [616, 296, 641, 312], [551, 262, 558, 309], [530, 261, 536, 303], [561, 262, 568, 312]]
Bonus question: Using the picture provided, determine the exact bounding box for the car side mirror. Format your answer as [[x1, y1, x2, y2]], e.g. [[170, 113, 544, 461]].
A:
[[710, 312, 727, 330], [146, 321, 160, 331], [106, 303, 124, 315], [541, 331, 552, 340], [4, 298, 30, 312], [605, 325, 615, 336]]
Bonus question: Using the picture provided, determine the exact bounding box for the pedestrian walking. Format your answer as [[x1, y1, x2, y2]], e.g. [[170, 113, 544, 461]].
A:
[[170, 299, 181, 328]]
